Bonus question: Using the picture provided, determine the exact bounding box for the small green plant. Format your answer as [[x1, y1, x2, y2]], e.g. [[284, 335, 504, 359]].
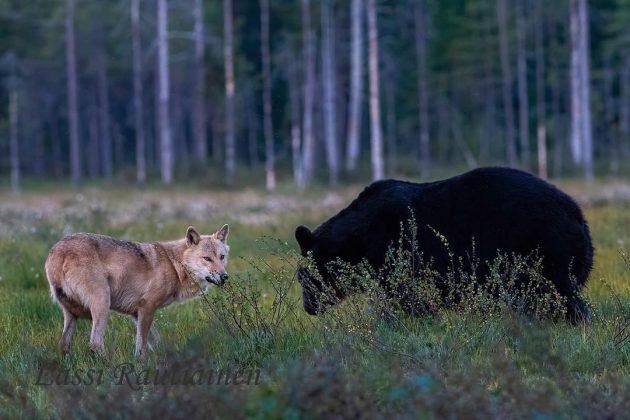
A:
[[611, 249, 630, 348]]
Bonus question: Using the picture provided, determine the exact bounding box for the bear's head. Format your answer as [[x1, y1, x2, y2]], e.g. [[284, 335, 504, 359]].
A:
[[295, 225, 349, 315]]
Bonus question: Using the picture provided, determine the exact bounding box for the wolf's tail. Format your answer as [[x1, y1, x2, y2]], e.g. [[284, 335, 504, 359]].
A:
[[44, 247, 64, 304]]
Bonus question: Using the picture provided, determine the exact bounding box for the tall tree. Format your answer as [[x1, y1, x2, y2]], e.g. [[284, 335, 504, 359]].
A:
[[193, 0, 207, 163], [321, 0, 339, 185], [87, 92, 100, 177], [97, 41, 113, 179], [578, 0, 593, 179], [366, 0, 384, 180], [260, 0, 276, 190], [157, 0, 173, 185], [246, 83, 259, 167], [415, 0, 430, 179], [548, 1, 564, 177], [534, 0, 547, 178], [300, 0, 316, 188], [286, 47, 303, 186], [481, 8, 498, 162], [345, 0, 363, 172], [9, 89, 19, 194], [224, 0, 236, 185], [516, 0, 529, 168], [65, 0, 81, 188], [384, 69, 397, 174], [620, 60, 630, 148], [496, 0, 517, 167], [569, 0, 593, 178], [131, 0, 146, 184]]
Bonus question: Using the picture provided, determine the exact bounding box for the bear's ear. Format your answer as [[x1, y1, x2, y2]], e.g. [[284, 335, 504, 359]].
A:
[[186, 226, 201, 247], [295, 225, 314, 253]]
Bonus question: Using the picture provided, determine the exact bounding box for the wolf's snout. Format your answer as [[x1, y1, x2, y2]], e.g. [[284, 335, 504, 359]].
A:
[[205, 273, 228, 286], [219, 272, 229, 284]]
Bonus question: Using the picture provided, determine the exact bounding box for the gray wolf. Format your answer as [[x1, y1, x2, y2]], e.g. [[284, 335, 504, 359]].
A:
[[45, 225, 230, 358]]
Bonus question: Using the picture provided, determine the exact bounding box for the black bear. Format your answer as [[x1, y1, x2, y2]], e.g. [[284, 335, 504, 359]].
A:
[[295, 167, 593, 322]]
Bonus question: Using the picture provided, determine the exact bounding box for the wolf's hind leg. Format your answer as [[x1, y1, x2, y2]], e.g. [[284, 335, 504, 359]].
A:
[[58, 306, 76, 354], [88, 291, 110, 353]]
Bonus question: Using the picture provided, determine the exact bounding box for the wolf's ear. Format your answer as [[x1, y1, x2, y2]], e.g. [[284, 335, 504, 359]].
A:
[[186, 226, 201, 246], [295, 225, 314, 253], [215, 224, 229, 243]]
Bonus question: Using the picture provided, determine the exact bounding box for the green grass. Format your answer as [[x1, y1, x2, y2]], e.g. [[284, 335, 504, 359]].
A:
[[0, 184, 629, 418]]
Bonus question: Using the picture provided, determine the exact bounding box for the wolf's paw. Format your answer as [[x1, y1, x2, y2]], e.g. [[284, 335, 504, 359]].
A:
[[134, 349, 147, 361], [58, 343, 71, 355], [89, 342, 105, 353]]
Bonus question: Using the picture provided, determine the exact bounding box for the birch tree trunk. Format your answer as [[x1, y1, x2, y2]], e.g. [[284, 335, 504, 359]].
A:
[[287, 50, 303, 186], [193, 0, 207, 163], [260, 0, 276, 190], [534, 0, 547, 178], [481, 16, 497, 162], [345, 0, 363, 172], [172, 71, 187, 174], [569, 0, 593, 179], [300, 0, 315, 188], [569, 0, 582, 165], [366, 0, 384, 181], [66, 0, 81, 188], [246, 85, 258, 167], [578, 0, 593, 179], [548, 2, 563, 177], [620, 56, 630, 144], [131, 0, 146, 184], [415, 0, 430, 179], [516, 0, 529, 168], [496, 0, 517, 167], [88, 94, 100, 178], [385, 74, 397, 174], [9, 89, 19, 194], [157, 0, 173, 184], [224, 0, 236, 185], [321, 0, 339, 185], [97, 46, 113, 180]]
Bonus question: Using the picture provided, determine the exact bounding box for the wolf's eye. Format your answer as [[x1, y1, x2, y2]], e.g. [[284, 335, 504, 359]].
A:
[[203, 257, 212, 262], [220, 254, 225, 261]]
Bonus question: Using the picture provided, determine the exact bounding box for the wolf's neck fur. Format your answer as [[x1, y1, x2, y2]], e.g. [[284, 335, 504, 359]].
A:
[[155, 240, 203, 302]]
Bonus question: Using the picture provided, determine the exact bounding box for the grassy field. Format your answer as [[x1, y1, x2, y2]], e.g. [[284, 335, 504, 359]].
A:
[[0, 180, 629, 418]]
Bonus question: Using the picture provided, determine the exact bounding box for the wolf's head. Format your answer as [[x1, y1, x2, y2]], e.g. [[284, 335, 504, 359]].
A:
[[181, 225, 230, 289]]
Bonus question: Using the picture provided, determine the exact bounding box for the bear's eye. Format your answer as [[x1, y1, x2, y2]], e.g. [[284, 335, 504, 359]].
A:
[[203, 257, 212, 262], [220, 254, 225, 261]]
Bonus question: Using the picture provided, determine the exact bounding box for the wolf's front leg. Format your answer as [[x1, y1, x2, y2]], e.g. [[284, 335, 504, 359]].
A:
[[132, 315, 160, 351], [134, 308, 156, 360]]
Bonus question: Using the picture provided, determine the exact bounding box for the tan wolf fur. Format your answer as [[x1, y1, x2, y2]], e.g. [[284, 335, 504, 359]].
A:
[[45, 225, 230, 359]]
